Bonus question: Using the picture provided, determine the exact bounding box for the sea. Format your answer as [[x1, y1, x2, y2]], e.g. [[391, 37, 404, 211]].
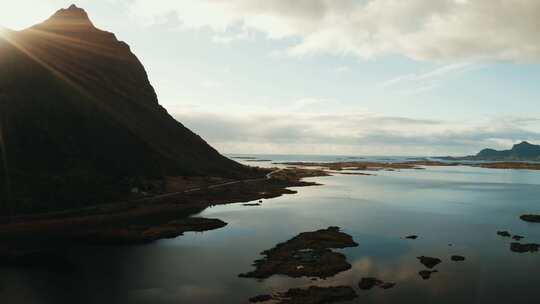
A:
[[2, 154, 540, 304]]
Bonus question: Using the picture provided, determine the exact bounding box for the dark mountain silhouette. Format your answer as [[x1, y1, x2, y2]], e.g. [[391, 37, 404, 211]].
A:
[[439, 141, 540, 161], [475, 141, 540, 160], [0, 5, 256, 214]]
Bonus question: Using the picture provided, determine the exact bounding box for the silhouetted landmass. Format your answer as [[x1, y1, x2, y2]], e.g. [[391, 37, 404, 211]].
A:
[[0, 5, 259, 214], [0, 167, 327, 250], [439, 141, 540, 161]]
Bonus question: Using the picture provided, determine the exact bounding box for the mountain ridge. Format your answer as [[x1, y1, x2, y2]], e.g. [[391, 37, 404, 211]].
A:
[[439, 141, 540, 161], [0, 5, 257, 214], [475, 141, 540, 160]]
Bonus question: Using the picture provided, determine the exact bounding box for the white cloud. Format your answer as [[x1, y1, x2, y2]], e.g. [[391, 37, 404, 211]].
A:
[[200, 80, 223, 89], [175, 110, 540, 155], [128, 0, 540, 62], [211, 30, 253, 44], [380, 62, 478, 88], [378, 61, 482, 95], [333, 66, 350, 73]]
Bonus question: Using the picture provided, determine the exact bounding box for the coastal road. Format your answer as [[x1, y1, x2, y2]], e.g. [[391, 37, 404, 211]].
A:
[[147, 169, 283, 200], [2, 170, 284, 224]]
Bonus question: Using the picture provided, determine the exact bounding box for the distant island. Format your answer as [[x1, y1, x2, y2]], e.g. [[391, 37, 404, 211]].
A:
[[439, 141, 540, 161]]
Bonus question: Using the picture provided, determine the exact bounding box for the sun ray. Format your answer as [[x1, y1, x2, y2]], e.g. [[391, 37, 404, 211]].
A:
[[25, 28, 131, 61], [1, 26, 184, 165]]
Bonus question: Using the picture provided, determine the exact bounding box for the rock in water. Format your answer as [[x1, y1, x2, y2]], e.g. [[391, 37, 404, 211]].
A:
[[520, 214, 540, 223], [358, 277, 383, 290], [278, 286, 357, 304], [417, 256, 442, 268], [0, 5, 255, 214], [419, 270, 438, 280], [451, 255, 466, 262], [379, 282, 396, 289], [239, 227, 358, 279], [358, 277, 396, 290], [249, 294, 273, 303], [510, 243, 539, 253], [497, 231, 511, 237]]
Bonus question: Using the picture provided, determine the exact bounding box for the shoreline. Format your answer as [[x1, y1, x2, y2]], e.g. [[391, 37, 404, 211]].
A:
[[275, 160, 540, 171], [0, 167, 328, 250], [2, 160, 539, 260]]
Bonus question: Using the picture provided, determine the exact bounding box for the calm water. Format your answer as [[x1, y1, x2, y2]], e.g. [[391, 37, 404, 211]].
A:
[[2, 155, 540, 303]]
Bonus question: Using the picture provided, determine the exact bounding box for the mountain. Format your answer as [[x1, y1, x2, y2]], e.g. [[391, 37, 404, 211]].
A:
[[0, 5, 256, 214], [439, 141, 540, 161], [475, 141, 540, 160]]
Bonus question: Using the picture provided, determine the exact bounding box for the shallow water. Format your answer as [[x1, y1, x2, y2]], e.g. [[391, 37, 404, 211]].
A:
[[2, 160, 540, 303]]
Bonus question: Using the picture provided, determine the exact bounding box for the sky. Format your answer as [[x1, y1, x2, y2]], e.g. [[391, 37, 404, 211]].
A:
[[1, 0, 540, 156]]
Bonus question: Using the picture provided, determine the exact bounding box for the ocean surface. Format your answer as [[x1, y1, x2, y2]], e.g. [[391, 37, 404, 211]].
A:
[[2, 154, 540, 303]]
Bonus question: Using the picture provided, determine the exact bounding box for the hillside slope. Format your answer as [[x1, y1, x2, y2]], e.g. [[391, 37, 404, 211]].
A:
[[0, 5, 256, 214]]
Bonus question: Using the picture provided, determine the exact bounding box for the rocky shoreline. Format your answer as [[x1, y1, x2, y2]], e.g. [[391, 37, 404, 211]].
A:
[[0, 167, 328, 252], [275, 160, 540, 172], [239, 226, 358, 279]]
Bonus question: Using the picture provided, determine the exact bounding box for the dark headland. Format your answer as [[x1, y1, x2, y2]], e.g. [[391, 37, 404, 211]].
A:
[[0, 5, 326, 250], [439, 141, 540, 162]]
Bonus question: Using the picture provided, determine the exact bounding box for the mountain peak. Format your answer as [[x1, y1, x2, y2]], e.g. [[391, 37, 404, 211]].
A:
[[39, 4, 95, 31], [515, 141, 532, 146], [1, 6, 252, 213]]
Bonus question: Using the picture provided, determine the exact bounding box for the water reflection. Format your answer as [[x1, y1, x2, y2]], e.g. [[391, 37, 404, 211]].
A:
[[1, 165, 540, 303]]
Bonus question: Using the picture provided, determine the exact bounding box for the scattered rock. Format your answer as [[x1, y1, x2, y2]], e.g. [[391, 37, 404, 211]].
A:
[[520, 214, 540, 223], [512, 235, 524, 241], [358, 277, 396, 290], [497, 231, 511, 237], [451, 255, 465, 262], [510, 242, 539, 253], [419, 270, 438, 280], [239, 227, 358, 279], [277, 286, 358, 304], [379, 282, 396, 289], [417, 256, 442, 269], [405, 235, 418, 240], [249, 294, 273, 303], [358, 277, 383, 290]]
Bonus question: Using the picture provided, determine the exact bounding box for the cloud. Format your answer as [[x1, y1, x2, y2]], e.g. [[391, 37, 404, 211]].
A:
[[200, 80, 223, 89], [378, 61, 483, 95], [211, 30, 253, 44], [333, 66, 350, 73], [174, 111, 540, 155], [128, 0, 540, 62], [380, 62, 478, 88]]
